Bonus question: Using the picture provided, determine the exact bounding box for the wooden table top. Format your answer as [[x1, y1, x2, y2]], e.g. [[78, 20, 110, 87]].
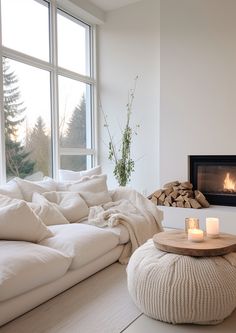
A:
[[153, 230, 236, 257]]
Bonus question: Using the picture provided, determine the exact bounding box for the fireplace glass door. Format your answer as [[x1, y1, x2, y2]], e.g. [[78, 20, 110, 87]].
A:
[[189, 155, 236, 206]]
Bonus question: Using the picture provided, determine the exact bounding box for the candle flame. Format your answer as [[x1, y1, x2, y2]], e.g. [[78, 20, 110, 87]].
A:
[[223, 173, 236, 191]]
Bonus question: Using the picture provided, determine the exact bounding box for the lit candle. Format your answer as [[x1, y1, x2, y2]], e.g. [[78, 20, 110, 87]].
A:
[[206, 218, 219, 238], [188, 228, 204, 242]]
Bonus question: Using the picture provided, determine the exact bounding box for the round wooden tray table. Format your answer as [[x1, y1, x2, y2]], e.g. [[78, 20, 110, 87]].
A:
[[153, 230, 236, 256]]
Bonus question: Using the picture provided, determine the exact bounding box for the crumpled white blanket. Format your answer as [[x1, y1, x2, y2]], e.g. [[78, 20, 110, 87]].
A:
[[88, 187, 163, 264]]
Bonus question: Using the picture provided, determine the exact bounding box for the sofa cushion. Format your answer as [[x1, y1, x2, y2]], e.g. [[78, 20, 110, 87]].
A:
[[0, 200, 53, 242], [31, 193, 69, 226], [67, 174, 112, 207], [80, 165, 102, 177], [40, 223, 119, 270], [58, 169, 81, 182], [82, 220, 130, 245], [58, 165, 102, 182], [0, 193, 19, 207], [15, 177, 57, 201], [0, 241, 72, 301], [0, 179, 23, 199], [42, 191, 89, 223]]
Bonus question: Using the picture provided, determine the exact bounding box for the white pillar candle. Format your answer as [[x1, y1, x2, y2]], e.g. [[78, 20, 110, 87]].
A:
[[188, 229, 204, 242], [206, 218, 219, 238]]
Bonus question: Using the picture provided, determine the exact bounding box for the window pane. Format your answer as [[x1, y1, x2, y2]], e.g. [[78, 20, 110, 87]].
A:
[[57, 10, 90, 75], [3, 58, 52, 180], [1, 0, 49, 61], [59, 76, 92, 149], [60, 155, 92, 172]]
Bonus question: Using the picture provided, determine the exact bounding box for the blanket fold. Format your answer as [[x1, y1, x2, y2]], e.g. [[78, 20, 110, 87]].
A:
[[88, 187, 163, 264]]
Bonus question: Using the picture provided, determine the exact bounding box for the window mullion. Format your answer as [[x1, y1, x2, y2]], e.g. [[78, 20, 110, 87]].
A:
[[91, 26, 98, 167], [50, 0, 60, 179], [60, 148, 95, 156], [58, 66, 95, 85], [0, 2, 6, 183], [2, 46, 54, 73]]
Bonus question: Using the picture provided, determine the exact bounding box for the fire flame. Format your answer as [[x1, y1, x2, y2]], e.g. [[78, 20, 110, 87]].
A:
[[223, 173, 236, 191]]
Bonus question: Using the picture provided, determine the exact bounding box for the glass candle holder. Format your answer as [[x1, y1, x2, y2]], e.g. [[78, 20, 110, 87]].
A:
[[185, 217, 199, 233]]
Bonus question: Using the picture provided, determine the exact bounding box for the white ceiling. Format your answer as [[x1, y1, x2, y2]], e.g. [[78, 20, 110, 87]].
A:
[[89, 0, 141, 12]]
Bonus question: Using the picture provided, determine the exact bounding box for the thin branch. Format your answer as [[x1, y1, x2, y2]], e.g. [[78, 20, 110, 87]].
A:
[[99, 98, 118, 163], [126, 75, 138, 127]]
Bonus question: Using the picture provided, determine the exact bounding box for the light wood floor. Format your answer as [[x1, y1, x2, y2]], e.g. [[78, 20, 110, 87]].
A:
[[1, 261, 236, 333], [0, 263, 140, 333], [123, 311, 236, 333]]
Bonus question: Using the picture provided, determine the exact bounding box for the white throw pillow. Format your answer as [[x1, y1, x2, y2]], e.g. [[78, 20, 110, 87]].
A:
[[0, 179, 23, 199], [0, 200, 53, 242], [58, 169, 81, 182], [67, 174, 112, 207], [15, 177, 57, 201], [0, 193, 20, 207], [58, 165, 102, 182], [42, 191, 89, 223], [80, 165, 102, 177], [25, 171, 44, 181], [31, 192, 69, 226]]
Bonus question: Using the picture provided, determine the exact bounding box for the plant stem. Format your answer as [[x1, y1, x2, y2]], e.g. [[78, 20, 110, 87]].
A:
[[99, 99, 118, 163]]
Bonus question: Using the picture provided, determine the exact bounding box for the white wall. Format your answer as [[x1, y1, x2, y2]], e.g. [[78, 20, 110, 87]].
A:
[[98, 0, 160, 194], [98, 0, 236, 195], [160, 0, 236, 186]]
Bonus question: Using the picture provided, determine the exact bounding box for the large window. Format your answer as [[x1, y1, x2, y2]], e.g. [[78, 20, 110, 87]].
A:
[[0, 0, 96, 181]]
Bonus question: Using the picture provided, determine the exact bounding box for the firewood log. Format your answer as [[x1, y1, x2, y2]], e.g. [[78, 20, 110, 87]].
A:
[[189, 198, 202, 209], [153, 189, 163, 199], [164, 181, 180, 188], [151, 196, 158, 205], [165, 195, 173, 204], [170, 190, 179, 199], [159, 193, 166, 202], [184, 200, 191, 208], [194, 190, 210, 208], [158, 198, 165, 205], [164, 187, 173, 196], [180, 181, 193, 190], [176, 195, 184, 202], [185, 190, 194, 198], [173, 186, 180, 191]]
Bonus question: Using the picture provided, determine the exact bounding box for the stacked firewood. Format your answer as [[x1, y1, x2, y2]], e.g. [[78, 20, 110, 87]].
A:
[[149, 181, 210, 209]]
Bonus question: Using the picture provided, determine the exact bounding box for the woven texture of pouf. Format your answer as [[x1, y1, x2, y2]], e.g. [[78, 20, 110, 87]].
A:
[[127, 239, 236, 325]]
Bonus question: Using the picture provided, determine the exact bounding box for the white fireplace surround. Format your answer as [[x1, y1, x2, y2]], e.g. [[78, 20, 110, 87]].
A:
[[160, 205, 236, 234]]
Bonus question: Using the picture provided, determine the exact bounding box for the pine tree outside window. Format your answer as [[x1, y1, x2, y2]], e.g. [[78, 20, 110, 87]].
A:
[[0, 0, 96, 182]]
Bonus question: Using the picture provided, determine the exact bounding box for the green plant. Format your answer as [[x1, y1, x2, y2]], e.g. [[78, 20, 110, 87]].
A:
[[101, 76, 139, 186]]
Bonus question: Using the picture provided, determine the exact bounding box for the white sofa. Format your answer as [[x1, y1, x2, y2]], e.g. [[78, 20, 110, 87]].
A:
[[0, 172, 163, 326]]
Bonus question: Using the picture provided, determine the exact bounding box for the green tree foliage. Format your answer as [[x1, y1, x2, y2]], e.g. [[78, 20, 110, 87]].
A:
[[61, 94, 87, 171], [3, 58, 35, 179], [63, 94, 86, 148], [26, 116, 50, 176]]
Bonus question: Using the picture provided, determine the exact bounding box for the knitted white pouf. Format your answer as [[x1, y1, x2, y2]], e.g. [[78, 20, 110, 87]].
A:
[[127, 239, 236, 325]]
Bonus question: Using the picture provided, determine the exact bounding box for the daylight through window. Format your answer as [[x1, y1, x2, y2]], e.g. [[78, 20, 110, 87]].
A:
[[0, 0, 96, 182]]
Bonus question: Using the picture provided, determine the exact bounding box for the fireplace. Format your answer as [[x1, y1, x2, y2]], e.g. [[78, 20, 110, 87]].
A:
[[189, 155, 236, 206]]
